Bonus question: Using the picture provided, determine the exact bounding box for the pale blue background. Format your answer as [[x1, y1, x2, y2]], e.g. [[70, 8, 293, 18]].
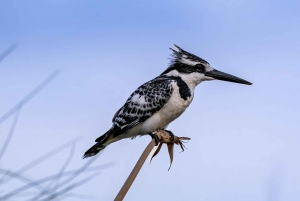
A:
[[1, 0, 300, 200]]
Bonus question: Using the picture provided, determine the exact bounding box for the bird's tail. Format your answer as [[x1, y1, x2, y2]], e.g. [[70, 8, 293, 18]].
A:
[[83, 141, 107, 158], [83, 126, 121, 158]]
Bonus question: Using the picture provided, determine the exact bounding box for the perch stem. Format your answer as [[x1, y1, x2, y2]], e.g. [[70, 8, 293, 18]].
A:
[[114, 139, 156, 201]]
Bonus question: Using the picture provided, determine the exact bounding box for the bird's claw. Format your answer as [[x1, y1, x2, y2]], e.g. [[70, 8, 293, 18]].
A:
[[149, 130, 191, 170], [164, 129, 175, 142], [148, 133, 160, 146]]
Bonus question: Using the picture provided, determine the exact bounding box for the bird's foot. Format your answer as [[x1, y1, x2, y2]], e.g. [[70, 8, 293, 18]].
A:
[[148, 133, 160, 146], [164, 129, 175, 142], [150, 130, 191, 170]]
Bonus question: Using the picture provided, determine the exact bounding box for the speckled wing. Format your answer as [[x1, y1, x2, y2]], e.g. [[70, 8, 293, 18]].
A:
[[86, 77, 174, 157], [112, 77, 174, 134]]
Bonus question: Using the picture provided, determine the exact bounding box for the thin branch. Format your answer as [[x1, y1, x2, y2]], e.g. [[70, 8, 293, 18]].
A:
[[9, 192, 96, 200], [0, 168, 46, 192], [0, 137, 80, 185], [58, 193, 97, 200], [0, 109, 21, 160], [0, 69, 60, 125], [41, 172, 100, 201], [114, 139, 156, 201], [0, 43, 18, 64], [47, 154, 100, 192], [30, 143, 76, 200], [114, 130, 191, 200], [0, 164, 112, 200], [52, 142, 76, 189]]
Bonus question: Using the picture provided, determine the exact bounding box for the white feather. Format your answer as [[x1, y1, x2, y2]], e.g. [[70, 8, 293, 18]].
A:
[[131, 94, 146, 105], [180, 58, 200, 66]]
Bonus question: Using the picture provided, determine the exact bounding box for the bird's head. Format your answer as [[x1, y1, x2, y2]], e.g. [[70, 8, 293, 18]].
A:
[[161, 45, 252, 87]]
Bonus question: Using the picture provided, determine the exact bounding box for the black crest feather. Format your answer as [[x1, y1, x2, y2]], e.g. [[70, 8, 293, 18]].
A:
[[161, 45, 209, 75], [169, 44, 209, 66]]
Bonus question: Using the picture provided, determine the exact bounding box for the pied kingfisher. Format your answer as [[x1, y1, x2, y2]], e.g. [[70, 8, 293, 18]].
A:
[[83, 45, 251, 158]]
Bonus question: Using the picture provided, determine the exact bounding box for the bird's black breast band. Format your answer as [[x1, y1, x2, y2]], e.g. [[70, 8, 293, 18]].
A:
[[164, 76, 191, 101]]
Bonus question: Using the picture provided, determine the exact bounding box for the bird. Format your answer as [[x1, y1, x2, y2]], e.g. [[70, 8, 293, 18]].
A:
[[83, 45, 252, 158]]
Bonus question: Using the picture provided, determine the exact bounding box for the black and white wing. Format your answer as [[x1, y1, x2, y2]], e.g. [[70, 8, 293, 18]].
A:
[[95, 77, 174, 143], [85, 76, 176, 157], [113, 77, 174, 131], [94, 74, 193, 145], [85, 76, 178, 157]]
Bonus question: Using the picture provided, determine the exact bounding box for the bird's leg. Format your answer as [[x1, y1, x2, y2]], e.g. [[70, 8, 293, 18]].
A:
[[163, 129, 175, 142], [148, 132, 160, 146]]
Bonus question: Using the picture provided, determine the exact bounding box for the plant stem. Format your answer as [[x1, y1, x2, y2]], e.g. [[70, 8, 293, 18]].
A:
[[114, 139, 156, 201]]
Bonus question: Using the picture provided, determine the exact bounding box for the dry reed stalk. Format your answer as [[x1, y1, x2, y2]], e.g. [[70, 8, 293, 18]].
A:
[[114, 130, 190, 201], [114, 139, 156, 201]]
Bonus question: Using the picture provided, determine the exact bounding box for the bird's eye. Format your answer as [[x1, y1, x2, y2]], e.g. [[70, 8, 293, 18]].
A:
[[196, 64, 204, 73]]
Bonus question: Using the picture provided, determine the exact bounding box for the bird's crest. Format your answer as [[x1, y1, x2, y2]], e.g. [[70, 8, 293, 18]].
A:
[[169, 45, 209, 66]]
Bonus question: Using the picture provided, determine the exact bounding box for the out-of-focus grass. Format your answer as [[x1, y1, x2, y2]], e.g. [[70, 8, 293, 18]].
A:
[[0, 44, 17, 64], [0, 45, 112, 201]]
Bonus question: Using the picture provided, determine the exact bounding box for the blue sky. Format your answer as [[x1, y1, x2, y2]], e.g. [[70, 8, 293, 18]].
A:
[[1, 0, 300, 200]]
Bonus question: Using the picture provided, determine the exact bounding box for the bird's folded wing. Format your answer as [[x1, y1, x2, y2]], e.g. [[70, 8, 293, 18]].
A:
[[112, 77, 174, 134]]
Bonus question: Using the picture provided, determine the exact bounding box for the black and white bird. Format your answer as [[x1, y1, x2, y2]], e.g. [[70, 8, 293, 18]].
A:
[[83, 45, 251, 158]]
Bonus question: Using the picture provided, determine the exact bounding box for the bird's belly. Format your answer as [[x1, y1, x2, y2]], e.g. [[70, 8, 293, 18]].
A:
[[138, 89, 194, 134]]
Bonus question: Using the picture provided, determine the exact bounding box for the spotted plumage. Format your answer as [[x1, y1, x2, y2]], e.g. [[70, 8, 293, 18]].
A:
[[83, 45, 252, 158], [84, 76, 191, 158]]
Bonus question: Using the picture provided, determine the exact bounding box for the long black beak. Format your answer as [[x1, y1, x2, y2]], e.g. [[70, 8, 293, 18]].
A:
[[205, 69, 252, 85]]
